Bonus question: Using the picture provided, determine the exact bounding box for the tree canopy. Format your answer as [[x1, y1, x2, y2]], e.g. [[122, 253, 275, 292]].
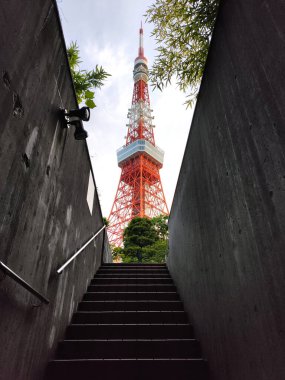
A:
[[67, 41, 110, 108], [145, 0, 220, 107], [124, 217, 158, 249], [114, 216, 169, 263]]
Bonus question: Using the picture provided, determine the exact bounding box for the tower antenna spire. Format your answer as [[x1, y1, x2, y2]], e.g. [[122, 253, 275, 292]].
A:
[[138, 22, 144, 58]]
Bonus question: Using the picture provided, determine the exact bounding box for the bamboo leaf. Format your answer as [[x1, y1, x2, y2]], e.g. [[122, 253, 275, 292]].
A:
[[67, 41, 110, 109], [85, 99, 96, 108], [145, 0, 220, 107]]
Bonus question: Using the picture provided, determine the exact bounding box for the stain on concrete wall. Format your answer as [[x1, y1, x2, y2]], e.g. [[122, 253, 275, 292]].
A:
[[0, 1, 111, 379], [168, 1, 285, 379]]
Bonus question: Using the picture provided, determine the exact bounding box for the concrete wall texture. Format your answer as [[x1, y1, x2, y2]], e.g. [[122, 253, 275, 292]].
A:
[[0, 1, 110, 379], [168, 0, 285, 379]]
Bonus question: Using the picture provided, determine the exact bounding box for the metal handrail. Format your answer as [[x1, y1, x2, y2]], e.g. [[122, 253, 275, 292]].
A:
[[0, 261, 49, 304], [57, 225, 106, 274]]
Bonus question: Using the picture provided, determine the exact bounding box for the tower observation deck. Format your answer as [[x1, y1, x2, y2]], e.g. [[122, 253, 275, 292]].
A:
[[108, 25, 169, 247]]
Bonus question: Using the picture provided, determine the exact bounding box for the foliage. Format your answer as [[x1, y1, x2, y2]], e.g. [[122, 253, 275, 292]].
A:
[[67, 41, 110, 108], [119, 216, 168, 263], [145, 0, 220, 107], [124, 217, 158, 249], [112, 246, 124, 262], [120, 246, 143, 263], [103, 217, 109, 227], [119, 240, 168, 264], [151, 215, 168, 240], [141, 240, 168, 263]]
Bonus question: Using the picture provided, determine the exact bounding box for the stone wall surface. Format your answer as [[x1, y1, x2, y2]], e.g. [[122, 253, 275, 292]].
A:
[[0, 1, 110, 379], [168, 0, 285, 379]]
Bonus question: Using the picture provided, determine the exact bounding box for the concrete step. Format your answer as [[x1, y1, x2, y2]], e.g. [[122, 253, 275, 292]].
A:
[[97, 269, 169, 275], [78, 300, 184, 311], [91, 277, 173, 284], [56, 338, 201, 359], [66, 323, 194, 339], [46, 358, 208, 380], [82, 291, 179, 301], [101, 264, 167, 268], [86, 284, 176, 292], [72, 311, 188, 324], [94, 273, 171, 278]]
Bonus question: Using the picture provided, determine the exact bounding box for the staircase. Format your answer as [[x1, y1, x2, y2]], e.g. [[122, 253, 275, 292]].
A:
[[46, 263, 209, 380]]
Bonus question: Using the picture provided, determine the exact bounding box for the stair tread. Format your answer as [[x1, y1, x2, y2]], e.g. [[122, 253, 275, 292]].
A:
[[84, 291, 178, 294], [97, 271, 169, 273], [90, 284, 174, 286], [60, 338, 199, 343], [61, 338, 197, 341], [73, 309, 188, 323], [99, 265, 167, 267], [79, 303, 183, 311], [93, 277, 172, 279], [57, 337, 201, 359], [91, 280, 173, 284], [70, 323, 191, 326], [75, 310, 185, 313], [84, 292, 179, 300], [46, 359, 208, 380], [80, 300, 181, 303], [101, 264, 167, 265], [87, 285, 176, 290], [51, 358, 204, 362], [89, 283, 174, 288]]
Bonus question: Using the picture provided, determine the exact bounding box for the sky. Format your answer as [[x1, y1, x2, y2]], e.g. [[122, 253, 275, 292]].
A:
[[57, 0, 194, 217]]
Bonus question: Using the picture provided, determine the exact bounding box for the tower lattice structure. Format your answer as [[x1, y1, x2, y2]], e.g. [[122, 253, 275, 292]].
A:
[[108, 25, 169, 247]]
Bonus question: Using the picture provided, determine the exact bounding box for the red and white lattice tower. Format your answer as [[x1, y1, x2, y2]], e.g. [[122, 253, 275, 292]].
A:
[[108, 24, 169, 247]]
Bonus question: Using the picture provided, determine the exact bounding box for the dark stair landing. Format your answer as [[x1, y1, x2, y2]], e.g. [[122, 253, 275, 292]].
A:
[[45, 263, 209, 380]]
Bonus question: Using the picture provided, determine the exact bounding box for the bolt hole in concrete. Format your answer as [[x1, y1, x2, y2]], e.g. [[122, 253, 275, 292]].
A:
[[2, 70, 11, 89], [13, 93, 24, 118], [22, 153, 30, 168]]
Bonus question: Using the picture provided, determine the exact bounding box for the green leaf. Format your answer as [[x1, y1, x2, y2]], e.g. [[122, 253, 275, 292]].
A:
[[67, 41, 110, 108], [85, 90, 94, 99], [85, 99, 96, 108], [145, 0, 220, 108]]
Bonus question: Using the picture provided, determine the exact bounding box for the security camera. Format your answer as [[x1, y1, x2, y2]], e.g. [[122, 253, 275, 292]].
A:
[[68, 120, 88, 140], [64, 106, 90, 122]]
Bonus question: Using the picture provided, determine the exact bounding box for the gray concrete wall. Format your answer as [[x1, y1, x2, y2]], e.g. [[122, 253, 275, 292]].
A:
[[102, 229, 113, 264], [0, 1, 110, 379], [168, 1, 285, 379]]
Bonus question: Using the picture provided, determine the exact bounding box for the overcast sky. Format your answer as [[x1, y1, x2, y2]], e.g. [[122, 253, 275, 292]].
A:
[[57, 0, 194, 217]]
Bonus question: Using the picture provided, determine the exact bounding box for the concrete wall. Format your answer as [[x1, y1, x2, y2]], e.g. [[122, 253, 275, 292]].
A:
[[168, 1, 285, 379], [0, 1, 111, 379]]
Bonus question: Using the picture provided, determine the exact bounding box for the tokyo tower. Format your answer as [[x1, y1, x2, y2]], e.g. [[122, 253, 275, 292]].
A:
[[108, 24, 169, 247]]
